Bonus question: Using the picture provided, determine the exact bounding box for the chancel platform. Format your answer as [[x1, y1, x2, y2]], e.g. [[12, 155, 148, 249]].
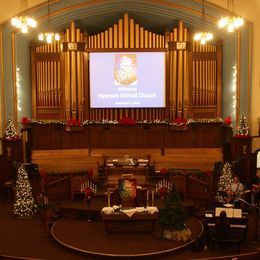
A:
[[51, 217, 203, 258]]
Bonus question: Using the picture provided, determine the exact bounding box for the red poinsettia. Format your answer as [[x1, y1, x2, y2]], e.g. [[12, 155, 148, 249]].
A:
[[159, 168, 168, 175], [158, 186, 168, 196], [172, 117, 187, 125], [67, 118, 81, 127], [224, 116, 232, 125], [21, 116, 31, 125], [118, 117, 136, 125], [83, 187, 93, 201]]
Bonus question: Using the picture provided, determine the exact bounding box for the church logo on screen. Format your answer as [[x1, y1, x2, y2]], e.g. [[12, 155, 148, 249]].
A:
[[114, 54, 137, 85]]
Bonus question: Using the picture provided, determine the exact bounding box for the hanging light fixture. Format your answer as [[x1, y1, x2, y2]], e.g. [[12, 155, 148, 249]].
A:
[[194, 0, 213, 45], [11, 0, 37, 34], [38, 0, 60, 44], [218, 0, 244, 32]]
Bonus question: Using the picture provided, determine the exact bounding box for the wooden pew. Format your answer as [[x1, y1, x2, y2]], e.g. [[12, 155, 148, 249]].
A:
[[152, 148, 222, 171]]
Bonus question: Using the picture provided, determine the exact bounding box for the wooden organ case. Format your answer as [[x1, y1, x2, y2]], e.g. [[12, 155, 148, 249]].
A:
[[31, 14, 222, 122]]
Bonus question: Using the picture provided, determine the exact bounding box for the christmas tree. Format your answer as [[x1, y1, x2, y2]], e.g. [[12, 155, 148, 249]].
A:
[[215, 162, 233, 203], [236, 113, 249, 136], [13, 165, 37, 218], [5, 115, 18, 140], [159, 185, 187, 231]]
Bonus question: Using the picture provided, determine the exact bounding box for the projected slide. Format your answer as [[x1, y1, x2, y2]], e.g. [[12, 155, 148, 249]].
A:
[[89, 52, 165, 108]]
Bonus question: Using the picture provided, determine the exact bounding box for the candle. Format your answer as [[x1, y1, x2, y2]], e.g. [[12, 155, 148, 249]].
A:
[[152, 190, 154, 207], [108, 191, 110, 207]]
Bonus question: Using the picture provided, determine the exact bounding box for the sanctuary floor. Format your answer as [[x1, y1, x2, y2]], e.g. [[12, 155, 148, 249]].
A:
[[0, 200, 259, 259]]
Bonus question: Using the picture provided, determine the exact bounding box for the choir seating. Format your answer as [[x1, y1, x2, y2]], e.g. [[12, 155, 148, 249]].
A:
[[152, 148, 222, 171], [31, 149, 102, 180]]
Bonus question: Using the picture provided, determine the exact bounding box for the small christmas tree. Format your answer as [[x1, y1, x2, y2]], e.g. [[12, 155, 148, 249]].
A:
[[236, 113, 249, 137], [159, 185, 191, 241], [13, 165, 37, 218], [5, 115, 18, 140], [215, 162, 233, 203], [159, 185, 187, 231]]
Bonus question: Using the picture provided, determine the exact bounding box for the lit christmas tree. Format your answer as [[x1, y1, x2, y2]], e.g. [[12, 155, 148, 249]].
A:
[[5, 115, 18, 140], [236, 113, 249, 136], [215, 162, 233, 203], [13, 165, 37, 218]]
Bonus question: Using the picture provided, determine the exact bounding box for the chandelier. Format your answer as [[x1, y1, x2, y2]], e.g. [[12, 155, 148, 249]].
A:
[[218, 0, 244, 32], [38, 0, 60, 44], [194, 0, 213, 45], [11, 0, 37, 34]]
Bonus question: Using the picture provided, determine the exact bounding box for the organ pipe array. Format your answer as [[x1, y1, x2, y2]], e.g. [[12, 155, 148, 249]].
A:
[[31, 13, 221, 121]]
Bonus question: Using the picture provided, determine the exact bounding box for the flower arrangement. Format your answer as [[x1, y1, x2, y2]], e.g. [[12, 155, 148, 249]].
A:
[[21, 116, 31, 125], [118, 117, 136, 125], [67, 118, 81, 127], [171, 117, 188, 126], [159, 168, 168, 175], [224, 116, 232, 125], [83, 187, 94, 202]]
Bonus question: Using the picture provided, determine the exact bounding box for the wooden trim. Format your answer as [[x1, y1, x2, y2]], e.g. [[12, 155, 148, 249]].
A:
[[11, 32, 18, 130], [86, 48, 167, 52], [31, 45, 37, 119], [35, 53, 61, 61], [216, 41, 222, 117], [0, 28, 6, 135], [236, 31, 241, 125]]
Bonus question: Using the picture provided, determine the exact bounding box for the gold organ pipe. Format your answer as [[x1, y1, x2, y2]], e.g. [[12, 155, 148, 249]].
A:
[[135, 24, 139, 48], [124, 14, 129, 48], [152, 33, 156, 48], [109, 27, 113, 48], [195, 61, 199, 106], [118, 19, 123, 48], [105, 30, 108, 49], [77, 29, 83, 120], [173, 28, 178, 117], [177, 22, 183, 116], [169, 32, 173, 116], [97, 34, 101, 49], [101, 32, 104, 49], [144, 30, 148, 48], [65, 28, 71, 119], [148, 32, 152, 48], [113, 24, 118, 48], [71, 22, 77, 118], [192, 61, 195, 105], [130, 19, 134, 48], [183, 28, 188, 118], [140, 27, 144, 48]]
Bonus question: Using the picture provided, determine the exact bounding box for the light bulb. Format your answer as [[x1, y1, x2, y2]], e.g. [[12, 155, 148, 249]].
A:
[[218, 17, 228, 28], [46, 34, 53, 44], [11, 17, 17, 26], [206, 33, 213, 41], [38, 33, 44, 41], [194, 33, 201, 41], [200, 37, 206, 45], [54, 33, 60, 41], [21, 24, 28, 33], [227, 23, 234, 32]]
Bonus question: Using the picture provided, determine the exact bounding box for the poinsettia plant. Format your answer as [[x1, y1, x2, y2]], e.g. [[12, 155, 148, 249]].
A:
[[171, 117, 187, 126], [224, 116, 232, 125], [159, 186, 168, 197], [67, 118, 81, 127], [118, 117, 136, 125], [83, 187, 94, 201], [21, 116, 31, 125]]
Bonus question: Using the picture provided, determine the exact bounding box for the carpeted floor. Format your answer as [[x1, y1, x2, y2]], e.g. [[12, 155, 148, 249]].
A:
[[0, 200, 259, 260]]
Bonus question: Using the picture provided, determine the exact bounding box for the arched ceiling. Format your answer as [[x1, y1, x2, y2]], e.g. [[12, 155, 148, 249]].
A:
[[0, 0, 253, 42]]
